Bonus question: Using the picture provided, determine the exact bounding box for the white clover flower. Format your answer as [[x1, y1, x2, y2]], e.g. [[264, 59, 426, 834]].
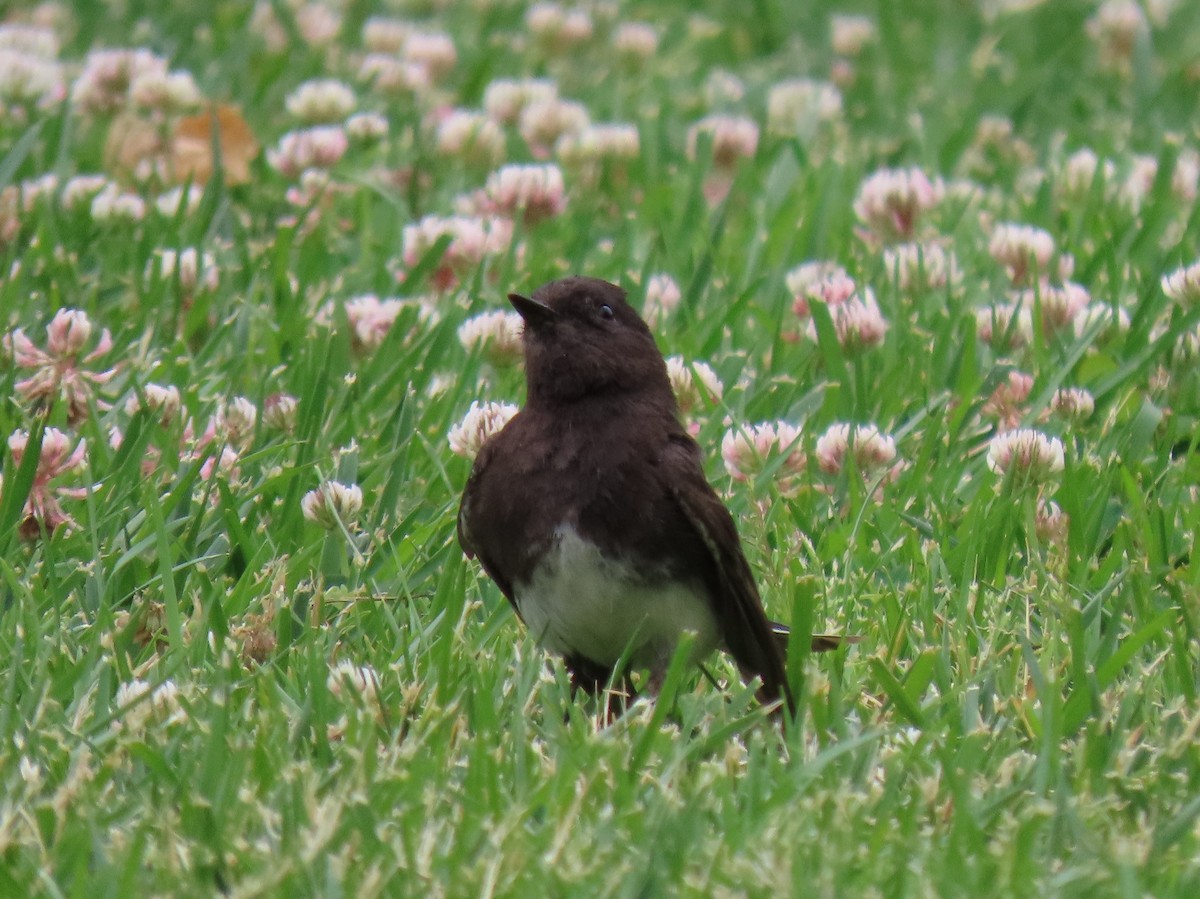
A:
[[267, 126, 349, 178], [286, 78, 356, 123], [358, 54, 431, 96], [613, 23, 658, 61], [151, 248, 219, 294], [263, 393, 299, 431], [483, 163, 566, 224], [436, 109, 505, 166], [340, 295, 405, 354], [301, 481, 364, 529], [814, 423, 898, 476], [1162, 261, 1200, 305], [114, 678, 184, 732], [527, 3, 594, 52], [361, 16, 409, 51], [518, 97, 590, 151], [1172, 149, 1199, 205], [665, 357, 723, 414], [883, 241, 962, 292], [218, 397, 257, 442], [1073, 302, 1130, 340], [687, 115, 759, 168], [1058, 148, 1116, 199], [721, 421, 806, 493], [976, 302, 1034, 349], [988, 222, 1056, 284], [403, 32, 457, 81], [0, 25, 60, 58], [327, 660, 380, 711], [1035, 499, 1069, 543], [483, 78, 557, 125], [1012, 281, 1091, 334], [786, 261, 848, 305], [831, 15, 877, 56], [60, 174, 110, 210], [401, 215, 513, 289], [1050, 388, 1095, 421], [643, 274, 682, 327], [155, 184, 205, 217], [986, 429, 1065, 486], [457, 310, 525, 365], [345, 111, 389, 142], [766, 79, 842, 139], [1087, 0, 1149, 74], [0, 47, 64, 107], [448, 401, 519, 460], [90, 184, 146, 222], [853, 166, 945, 244], [71, 48, 167, 115], [555, 123, 640, 166], [125, 383, 182, 422], [129, 69, 202, 114]]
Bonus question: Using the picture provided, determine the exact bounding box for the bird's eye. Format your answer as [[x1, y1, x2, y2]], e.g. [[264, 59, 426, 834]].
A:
[[598, 304, 614, 320]]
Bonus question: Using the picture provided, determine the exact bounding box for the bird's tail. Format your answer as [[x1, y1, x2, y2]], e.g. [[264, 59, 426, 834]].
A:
[[771, 621, 861, 654]]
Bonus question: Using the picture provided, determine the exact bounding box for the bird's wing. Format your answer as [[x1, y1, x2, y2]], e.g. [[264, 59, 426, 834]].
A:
[[660, 433, 795, 715], [457, 439, 521, 617]]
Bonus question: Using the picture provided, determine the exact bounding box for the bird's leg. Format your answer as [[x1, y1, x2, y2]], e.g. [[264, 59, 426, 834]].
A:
[[565, 655, 637, 724]]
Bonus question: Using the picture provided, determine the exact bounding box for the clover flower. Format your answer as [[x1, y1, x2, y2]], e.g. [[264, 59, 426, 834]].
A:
[[458, 310, 525, 366], [613, 23, 658, 64], [988, 223, 1056, 285], [665, 357, 723, 415], [814, 423, 898, 477], [285, 78, 355, 123], [263, 393, 299, 431], [267, 126, 349, 178], [976, 302, 1034, 350], [687, 115, 759, 168], [6, 309, 117, 423], [853, 166, 944, 244], [519, 97, 589, 154], [642, 274, 682, 327], [1162, 261, 1200, 306], [986, 428, 1065, 487], [766, 79, 842, 139], [831, 15, 878, 56], [483, 78, 557, 126], [449, 401, 519, 460], [402, 31, 457, 81], [721, 421, 806, 494], [302, 481, 364, 530], [401, 215, 513, 291], [6, 427, 90, 539], [1049, 388, 1095, 422], [436, 109, 505, 167], [983, 371, 1034, 430], [482, 163, 566, 224], [883, 241, 962, 293], [124, 383, 183, 424]]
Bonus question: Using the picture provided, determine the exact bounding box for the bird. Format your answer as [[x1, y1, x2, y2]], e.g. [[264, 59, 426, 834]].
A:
[[457, 276, 847, 719]]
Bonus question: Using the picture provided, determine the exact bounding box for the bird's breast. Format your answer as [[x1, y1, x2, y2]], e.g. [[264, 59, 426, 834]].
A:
[[513, 525, 718, 670]]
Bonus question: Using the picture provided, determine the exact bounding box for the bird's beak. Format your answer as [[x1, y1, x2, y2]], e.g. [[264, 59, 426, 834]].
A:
[[508, 292, 556, 328]]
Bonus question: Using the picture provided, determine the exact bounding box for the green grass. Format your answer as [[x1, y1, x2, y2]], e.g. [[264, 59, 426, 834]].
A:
[[3, 0, 1200, 895]]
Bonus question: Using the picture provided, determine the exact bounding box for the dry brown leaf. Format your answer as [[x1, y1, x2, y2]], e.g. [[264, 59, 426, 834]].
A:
[[170, 104, 259, 186]]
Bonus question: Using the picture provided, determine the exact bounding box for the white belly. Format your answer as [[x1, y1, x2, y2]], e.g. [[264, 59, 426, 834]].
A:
[[514, 526, 719, 671]]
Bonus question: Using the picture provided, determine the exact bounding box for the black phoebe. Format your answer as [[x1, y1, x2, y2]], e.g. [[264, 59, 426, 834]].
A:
[[458, 276, 845, 718]]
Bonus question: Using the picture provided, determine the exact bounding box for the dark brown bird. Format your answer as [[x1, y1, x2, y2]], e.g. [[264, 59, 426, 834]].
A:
[[457, 276, 845, 718]]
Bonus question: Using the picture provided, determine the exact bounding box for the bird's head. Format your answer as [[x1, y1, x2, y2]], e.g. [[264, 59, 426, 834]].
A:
[[509, 276, 675, 407]]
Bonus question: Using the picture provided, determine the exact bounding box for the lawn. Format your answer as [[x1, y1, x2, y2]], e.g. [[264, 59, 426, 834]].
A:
[[2, 0, 1200, 895]]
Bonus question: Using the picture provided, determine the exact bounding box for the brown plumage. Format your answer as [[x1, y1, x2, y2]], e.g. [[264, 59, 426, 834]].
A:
[[458, 276, 848, 718]]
